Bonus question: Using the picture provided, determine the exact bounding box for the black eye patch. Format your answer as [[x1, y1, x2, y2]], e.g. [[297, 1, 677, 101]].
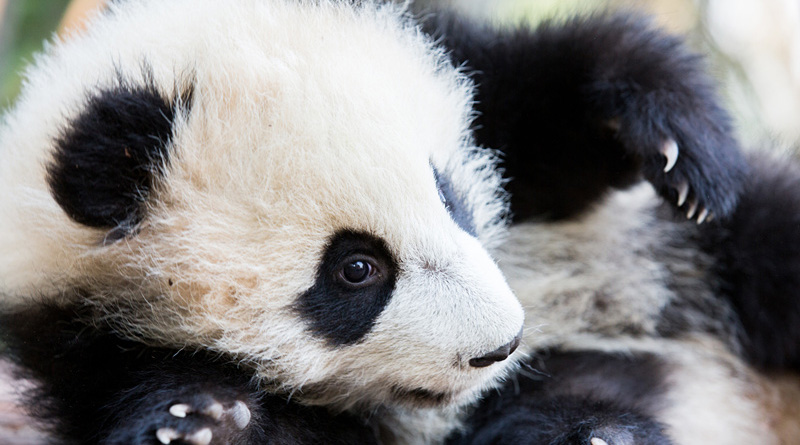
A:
[[294, 230, 398, 346], [433, 167, 477, 237]]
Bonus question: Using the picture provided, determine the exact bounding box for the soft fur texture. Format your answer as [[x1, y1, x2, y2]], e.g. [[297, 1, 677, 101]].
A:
[[1, 1, 799, 444], [425, 11, 800, 445]]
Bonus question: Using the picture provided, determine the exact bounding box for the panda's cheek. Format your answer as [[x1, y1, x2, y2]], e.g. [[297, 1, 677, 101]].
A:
[[291, 227, 524, 401], [369, 236, 524, 373]]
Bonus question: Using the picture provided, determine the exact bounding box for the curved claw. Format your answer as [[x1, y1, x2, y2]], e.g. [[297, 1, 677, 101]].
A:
[[661, 139, 679, 172], [231, 401, 252, 430], [686, 199, 698, 219], [675, 181, 689, 207], [697, 208, 709, 224], [202, 402, 224, 421], [169, 404, 192, 418], [186, 428, 213, 445], [591, 438, 609, 445], [156, 428, 180, 444]]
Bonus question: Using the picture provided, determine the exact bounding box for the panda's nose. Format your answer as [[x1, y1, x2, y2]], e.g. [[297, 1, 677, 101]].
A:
[[468, 329, 523, 368]]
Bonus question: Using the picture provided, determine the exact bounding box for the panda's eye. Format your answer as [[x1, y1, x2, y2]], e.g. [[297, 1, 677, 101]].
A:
[[344, 260, 370, 282], [338, 256, 380, 287]]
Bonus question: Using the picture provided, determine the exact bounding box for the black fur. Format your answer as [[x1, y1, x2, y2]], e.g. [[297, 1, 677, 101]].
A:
[[47, 71, 193, 231], [423, 13, 747, 222], [700, 152, 800, 370], [0, 302, 378, 444], [434, 167, 477, 236], [447, 351, 673, 445], [295, 230, 398, 346]]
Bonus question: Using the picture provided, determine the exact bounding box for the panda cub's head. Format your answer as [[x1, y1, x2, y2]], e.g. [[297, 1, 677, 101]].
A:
[[0, 0, 524, 409]]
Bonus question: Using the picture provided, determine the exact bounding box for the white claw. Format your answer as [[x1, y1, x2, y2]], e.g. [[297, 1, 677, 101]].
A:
[[169, 404, 191, 418], [676, 181, 689, 207], [202, 402, 224, 421], [697, 208, 709, 224], [707, 212, 715, 222], [686, 199, 698, 219], [661, 139, 679, 172], [185, 428, 213, 445], [591, 438, 609, 445], [156, 428, 180, 444], [231, 401, 252, 430]]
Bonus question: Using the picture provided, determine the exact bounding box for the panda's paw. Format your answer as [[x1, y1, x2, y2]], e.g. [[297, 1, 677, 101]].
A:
[[151, 396, 252, 445], [653, 137, 714, 223], [610, 117, 747, 223]]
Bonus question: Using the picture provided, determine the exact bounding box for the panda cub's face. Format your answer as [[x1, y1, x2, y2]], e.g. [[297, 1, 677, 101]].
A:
[[0, 0, 524, 409]]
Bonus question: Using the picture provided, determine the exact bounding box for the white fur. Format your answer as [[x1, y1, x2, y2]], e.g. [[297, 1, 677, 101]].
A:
[[552, 335, 778, 444], [499, 185, 697, 347], [0, 0, 523, 433], [499, 185, 778, 444]]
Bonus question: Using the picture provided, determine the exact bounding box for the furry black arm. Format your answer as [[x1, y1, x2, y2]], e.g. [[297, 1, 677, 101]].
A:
[[447, 351, 673, 445], [0, 302, 377, 445], [424, 12, 747, 222]]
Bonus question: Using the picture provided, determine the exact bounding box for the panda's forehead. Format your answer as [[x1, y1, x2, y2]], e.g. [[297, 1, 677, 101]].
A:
[[157, 93, 460, 257], [172, 118, 451, 229], [161, 68, 469, 243]]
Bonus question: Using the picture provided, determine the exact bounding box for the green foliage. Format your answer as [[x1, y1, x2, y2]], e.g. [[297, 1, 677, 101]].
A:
[[1, 1, 71, 108]]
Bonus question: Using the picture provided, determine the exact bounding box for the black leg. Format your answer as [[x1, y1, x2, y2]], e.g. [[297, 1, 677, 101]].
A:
[[448, 351, 673, 445], [424, 13, 747, 222], [0, 302, 377, 445]]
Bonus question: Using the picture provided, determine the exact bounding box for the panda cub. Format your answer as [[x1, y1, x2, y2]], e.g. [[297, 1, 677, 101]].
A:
[[1, 0, 797, 444]]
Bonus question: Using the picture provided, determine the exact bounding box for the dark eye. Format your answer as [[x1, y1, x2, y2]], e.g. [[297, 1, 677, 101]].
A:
[[344, 260, 370, 282], [338, 256, 380, 287]]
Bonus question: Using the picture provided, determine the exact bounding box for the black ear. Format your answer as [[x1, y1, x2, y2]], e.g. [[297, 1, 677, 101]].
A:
[[47, 73, 193, 231]]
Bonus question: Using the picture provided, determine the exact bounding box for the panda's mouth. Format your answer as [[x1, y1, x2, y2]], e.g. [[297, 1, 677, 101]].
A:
[[389, 384, 450, 406]]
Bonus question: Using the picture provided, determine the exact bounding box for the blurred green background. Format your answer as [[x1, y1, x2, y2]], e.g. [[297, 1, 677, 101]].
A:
[[0, 1, 72, 107]]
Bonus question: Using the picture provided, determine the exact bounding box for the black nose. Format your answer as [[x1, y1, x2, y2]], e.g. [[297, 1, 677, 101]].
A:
[[469, 330, 522, 368]]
